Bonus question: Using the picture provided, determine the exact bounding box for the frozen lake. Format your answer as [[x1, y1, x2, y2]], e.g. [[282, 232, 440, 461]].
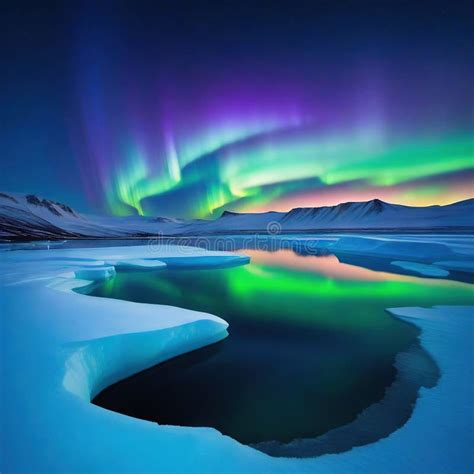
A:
[[81, 245, 473, 457]]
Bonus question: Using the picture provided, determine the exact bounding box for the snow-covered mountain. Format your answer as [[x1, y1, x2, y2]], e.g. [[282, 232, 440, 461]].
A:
[[280, 198, 474, 230], [0, 193, 182, 239], [1, 192, 473, 240], [185, 199, 474, 234]]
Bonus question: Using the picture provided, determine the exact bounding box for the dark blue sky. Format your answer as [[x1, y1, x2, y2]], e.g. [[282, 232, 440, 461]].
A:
[[2, 1, 473, 215]]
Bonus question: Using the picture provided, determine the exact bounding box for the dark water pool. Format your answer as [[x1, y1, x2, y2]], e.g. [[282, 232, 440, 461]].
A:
[[84, 250, 472, 457]]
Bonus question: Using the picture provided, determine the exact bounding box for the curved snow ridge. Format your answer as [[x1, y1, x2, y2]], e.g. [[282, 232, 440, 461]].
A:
[[64, 318, 229, 402], [74, 265, 117, 280], [106, 258, 167, 270], [2, 244, 254, 472], [53, 272, 231, 405], [36, 246, 246, 402]]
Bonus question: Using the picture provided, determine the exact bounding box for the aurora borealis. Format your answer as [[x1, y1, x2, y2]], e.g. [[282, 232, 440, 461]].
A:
[[77, 79, 472, 218], [98, 125, 473, 218], [3, 1, 473, 217]]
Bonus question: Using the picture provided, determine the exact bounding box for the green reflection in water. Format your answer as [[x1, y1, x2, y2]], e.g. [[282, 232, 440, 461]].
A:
[[88, 251, 473, 450]]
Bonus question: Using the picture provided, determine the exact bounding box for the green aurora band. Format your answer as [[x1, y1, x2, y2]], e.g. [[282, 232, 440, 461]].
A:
[[105, 126, 473, 218]]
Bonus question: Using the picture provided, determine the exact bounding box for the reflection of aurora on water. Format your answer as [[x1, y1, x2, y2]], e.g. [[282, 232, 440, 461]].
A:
[[90, 248, 473, 456], [144, 236, 474, 284]]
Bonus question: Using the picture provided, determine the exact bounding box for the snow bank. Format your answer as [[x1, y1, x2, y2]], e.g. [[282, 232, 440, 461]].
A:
[[108, 258, 166, 270], [391, 260, 449, 277], [0, 245, 249, 472], [1, 243, 472, 473], [74, 266, 116, 280]]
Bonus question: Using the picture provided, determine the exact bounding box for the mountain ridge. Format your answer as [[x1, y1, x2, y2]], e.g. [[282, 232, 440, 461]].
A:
[[1, 192, 473, 240]]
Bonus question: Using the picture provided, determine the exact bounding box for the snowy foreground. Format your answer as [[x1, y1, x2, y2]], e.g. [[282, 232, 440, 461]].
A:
[[1, 244, 473, 473]]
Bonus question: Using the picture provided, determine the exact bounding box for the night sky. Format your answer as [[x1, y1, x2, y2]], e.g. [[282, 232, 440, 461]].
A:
[[2, 0, 473, 217]]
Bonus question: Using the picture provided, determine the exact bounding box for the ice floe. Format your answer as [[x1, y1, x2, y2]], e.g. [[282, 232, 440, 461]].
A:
[[391, 260, 450, 277]]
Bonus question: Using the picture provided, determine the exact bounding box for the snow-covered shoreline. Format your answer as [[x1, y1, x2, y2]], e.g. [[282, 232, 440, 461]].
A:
[[1, 244, 472, 473], [1, 191, 473, 240]]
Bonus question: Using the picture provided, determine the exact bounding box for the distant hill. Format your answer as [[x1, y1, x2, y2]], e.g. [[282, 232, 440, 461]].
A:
[[186, 198, 474, 234], [0, 192, 473, 240]]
